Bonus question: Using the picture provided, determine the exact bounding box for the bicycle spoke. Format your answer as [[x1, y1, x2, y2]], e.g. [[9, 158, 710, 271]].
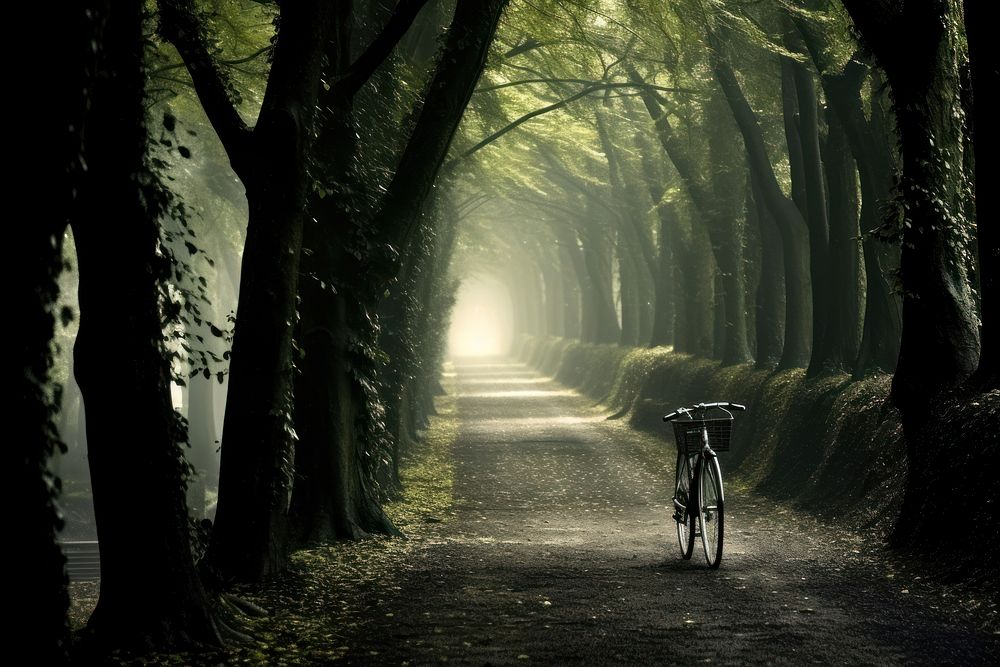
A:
[[699, 456, 724, 568]]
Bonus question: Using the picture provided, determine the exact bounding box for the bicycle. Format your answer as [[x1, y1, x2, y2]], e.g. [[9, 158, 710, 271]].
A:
[[663, 402, 746, 568]]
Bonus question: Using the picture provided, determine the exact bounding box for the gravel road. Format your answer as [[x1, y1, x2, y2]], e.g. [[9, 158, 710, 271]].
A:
[[342, 360, 999, 665]]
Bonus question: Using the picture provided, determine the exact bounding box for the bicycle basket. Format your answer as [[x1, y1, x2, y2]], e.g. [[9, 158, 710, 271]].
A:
[[672, 417, 733, 453]]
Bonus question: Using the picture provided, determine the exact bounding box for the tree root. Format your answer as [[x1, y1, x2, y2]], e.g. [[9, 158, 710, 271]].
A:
[[220, 592, 269, 618]]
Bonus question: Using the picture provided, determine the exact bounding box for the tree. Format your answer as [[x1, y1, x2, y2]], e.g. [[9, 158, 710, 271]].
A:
[[708, 39, 813, 370], [291, 0, 510, 543], [842, 0, 982, 551], [73, 0, 221, 651], [965, 0, 999, 390]]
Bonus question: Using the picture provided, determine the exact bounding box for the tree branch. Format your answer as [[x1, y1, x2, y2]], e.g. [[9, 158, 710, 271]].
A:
[[475, 77, 699, 95], [332, 0, 433, 97], [452, 82, 663, 166], [158, 0, 252, 173]]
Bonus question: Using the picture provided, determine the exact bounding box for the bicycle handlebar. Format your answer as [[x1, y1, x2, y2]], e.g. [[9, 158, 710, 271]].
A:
[[663, 402, 747, 422]]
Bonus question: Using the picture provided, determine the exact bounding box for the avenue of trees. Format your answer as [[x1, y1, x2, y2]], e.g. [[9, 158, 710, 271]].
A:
[[451, 0, 995, 577], [22, 0, 996, 659]]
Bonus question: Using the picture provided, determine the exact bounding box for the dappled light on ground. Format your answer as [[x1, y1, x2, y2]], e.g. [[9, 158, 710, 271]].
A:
[[455, 389, 580, 399]]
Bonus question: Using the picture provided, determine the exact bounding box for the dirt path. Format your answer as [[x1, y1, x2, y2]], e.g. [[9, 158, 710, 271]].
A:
[[342, 360, 998, 665]]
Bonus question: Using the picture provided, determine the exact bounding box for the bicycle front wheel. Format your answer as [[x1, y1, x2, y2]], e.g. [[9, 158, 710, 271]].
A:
[[698, 455, 725, 568], [673, 452, 696, 559]]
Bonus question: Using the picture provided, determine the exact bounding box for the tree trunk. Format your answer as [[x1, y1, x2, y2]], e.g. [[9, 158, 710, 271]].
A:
[[713, 51, 812, 368], [818, 63, 902, 375], [788, 56, 838, 375], [966, 0, 999, 390], [651, 205, 677, 347], [292, 289, 398, 543], [638, 142, 677, 348], [780, 57, 810, 221], [750, 178, 785, 367], [843, 0, 981, 551], [20, 3, 84, 654], [822, 107, 862, 366], [72, 0, 220, 650], [186, 375, 219, 518], [630, 70, 749, 361], [844, 1, 980, 405], [706, 89, 751, 365], [555, 223, 599, 341], [618, 233, 640, 346], [580, 216, 621, 344], [201, 1, 333, 583], [673, 223, 715, 357], [539, 251, 566, 338], [559, 245, 582, 339]]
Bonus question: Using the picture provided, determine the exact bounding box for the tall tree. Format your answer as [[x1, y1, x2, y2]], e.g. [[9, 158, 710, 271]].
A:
[[73, 0, 220, 650], [965, 0, 999, 390], [842, 0, 981, 550], [707, 42, 814, 369], [841, 0, 980, 407], [793, 7, 902, 374], [291, 0, 509, 543], [629, 68, 751, 365], [161, 0, 338, 581]]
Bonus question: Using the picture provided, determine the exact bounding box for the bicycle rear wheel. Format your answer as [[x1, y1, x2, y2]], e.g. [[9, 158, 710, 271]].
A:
[[673, 452, 696, 559], [698, 455, 725, 568]]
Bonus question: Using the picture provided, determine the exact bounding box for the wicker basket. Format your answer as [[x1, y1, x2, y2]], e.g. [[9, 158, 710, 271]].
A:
[[672, 418, 733, 453]]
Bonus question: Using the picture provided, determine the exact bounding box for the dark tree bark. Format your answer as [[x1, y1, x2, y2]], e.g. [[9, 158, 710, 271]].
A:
[[822, 106, 863, 365], [637, 135, 677, 347], [750, 178, 786, 367], [673, 223, 716, 358], [965, 0, 999, 390], [711, 50, 812, 369], [843, 0, 981, 552], [73, 0, 220, 650], [789, 56, 841, 375], [580, 213, 622, 344], [293, 0, 508, 543], [705, 88, 751, 365], [842, 0, 979, 405], [793, 14, 903, 376], [780, 57, 810, 219], [800, 50, 902, 374], [18, 3, 88, 655], [630, 68, 751, 363], [161, 0, 337, 581], [368, 0, 510, 276], [651, 204, 678, 348]]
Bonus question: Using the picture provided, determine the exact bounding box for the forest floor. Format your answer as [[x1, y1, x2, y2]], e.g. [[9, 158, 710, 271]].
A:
[[68, 359, 999, 664]]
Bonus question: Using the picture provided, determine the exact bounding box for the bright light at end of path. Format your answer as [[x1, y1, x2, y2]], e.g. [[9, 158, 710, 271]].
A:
[[448, 277, 514, 358]]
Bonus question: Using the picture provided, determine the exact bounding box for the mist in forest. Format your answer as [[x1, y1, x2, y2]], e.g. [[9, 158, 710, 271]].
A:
[[448, 278, 514, 358]]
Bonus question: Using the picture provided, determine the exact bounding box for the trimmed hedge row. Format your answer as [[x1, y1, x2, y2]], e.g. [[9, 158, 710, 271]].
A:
[[516, 335, 906, 532]]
